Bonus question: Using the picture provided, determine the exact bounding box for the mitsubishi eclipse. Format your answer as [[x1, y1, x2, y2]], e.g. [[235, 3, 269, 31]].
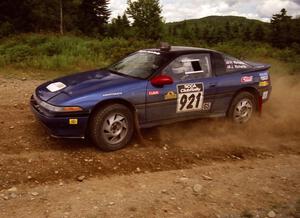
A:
[[30, 45, 272, 151]]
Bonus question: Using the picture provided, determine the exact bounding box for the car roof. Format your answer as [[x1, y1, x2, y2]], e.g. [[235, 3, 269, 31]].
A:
[[145, 46, 219, 55]]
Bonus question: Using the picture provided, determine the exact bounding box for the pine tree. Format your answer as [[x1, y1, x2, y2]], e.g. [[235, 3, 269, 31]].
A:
[[201, 26, 209, 42], [180, 20, 191, 39], [231, 24, 239, 39], [109, 13, 130, 38], [79, 0, 111, 35], [242, 25, 252, 41], [126, 0, 163, 40], [252, 24, 265, 41], [172, 26, 178, 37], [194, 23, 201, 40], [224, 21, 232, 40], [121, 14, 130, 28], [270, 8, 292, 48]]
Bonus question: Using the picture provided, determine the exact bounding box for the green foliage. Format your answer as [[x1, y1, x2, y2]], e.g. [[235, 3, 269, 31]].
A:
[[1, 2, 300, 52], [0, 34, 155, 73], [126, 0, 163, 40], [0, 34, 299, 80], [0, 21, 14, 37], [165, 16, 268, 43], [163, 10, 300, 51], [78, 0, 111, 35], [108, 14, 131, 38], [270, 8, 293, 48], [252, 24, 265, 41], [0, 34, 300, 70], [0, 0, 110, 36]]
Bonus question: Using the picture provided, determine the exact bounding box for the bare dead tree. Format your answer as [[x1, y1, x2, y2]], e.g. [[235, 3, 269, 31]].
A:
[[60, 0, 64, 35]]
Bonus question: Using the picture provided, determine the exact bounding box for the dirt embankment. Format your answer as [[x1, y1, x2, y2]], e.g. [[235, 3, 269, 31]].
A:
[[0, 73, 299, 217]]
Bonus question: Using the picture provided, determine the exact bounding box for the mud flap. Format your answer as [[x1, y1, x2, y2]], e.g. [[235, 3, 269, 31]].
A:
[[133, 111, 156, 147], [258, 96, 263, 116], [134, 111, 145, 143]]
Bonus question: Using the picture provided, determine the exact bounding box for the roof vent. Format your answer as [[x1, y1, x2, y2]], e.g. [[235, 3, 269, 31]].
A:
[[160, 42, 171, 52]]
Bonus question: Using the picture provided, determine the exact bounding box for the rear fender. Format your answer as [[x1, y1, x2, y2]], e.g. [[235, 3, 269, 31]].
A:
[[227, 87, 261, 115]]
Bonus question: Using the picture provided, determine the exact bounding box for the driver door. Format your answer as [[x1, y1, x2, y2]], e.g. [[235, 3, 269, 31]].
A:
[[146, 53, 217, 122]]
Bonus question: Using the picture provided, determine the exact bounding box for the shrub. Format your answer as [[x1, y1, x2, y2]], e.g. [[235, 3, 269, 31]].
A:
[[0, 21, 14, 37], [0, 33, 299, 77], [5, 44, 34, 63]]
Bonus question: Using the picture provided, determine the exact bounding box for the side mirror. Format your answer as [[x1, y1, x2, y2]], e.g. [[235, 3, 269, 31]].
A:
[[151, 75, 173, 87]]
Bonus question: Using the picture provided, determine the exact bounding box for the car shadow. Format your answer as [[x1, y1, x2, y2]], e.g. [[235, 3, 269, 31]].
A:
[[40, 117, 229, 152]]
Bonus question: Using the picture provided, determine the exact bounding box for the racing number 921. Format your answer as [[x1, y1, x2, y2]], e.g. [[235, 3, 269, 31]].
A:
[[176, 83, 204, 113], [179, 92, 202, 111]]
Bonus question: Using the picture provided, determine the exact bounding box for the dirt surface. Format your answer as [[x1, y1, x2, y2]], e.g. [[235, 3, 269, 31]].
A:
[[0, 74, 299, 217]]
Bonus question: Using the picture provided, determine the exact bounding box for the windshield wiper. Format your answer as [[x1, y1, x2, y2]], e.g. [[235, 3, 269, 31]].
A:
[[108, 68, 121, 75], [108, 68, 144, 80]]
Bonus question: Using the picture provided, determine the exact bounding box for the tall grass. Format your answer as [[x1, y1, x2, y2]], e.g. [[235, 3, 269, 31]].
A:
[[0, 34, 155, 72], [0, 34, 299, 79]]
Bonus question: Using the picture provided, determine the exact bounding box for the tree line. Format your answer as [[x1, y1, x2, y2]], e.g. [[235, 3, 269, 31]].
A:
[[0, 0, 111, 36], [167, 9, 300, 49], [0, 0, 299, 50], [0, 0, 162, 39]]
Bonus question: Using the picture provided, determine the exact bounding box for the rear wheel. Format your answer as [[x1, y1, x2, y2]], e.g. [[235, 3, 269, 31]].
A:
[[228, 92, 256, 123], [90, 104, 134, 151]]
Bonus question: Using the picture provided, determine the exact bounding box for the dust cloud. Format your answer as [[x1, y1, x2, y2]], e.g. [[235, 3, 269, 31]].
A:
[[157, 74, 300, 152]]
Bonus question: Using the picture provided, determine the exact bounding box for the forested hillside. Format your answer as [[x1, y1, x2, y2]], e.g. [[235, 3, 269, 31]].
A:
[[166, 16, 269, 43], [165, 13, 300, 48], [1, 0, 299, 49], [0, 0, 299, 78]]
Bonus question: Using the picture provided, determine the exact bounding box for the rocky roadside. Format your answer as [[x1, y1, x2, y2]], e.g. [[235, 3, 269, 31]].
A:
[[0, 154, 299, 218]]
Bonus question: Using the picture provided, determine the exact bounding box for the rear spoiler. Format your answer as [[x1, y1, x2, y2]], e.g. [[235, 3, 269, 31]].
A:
[[243, 61, 271, 73]]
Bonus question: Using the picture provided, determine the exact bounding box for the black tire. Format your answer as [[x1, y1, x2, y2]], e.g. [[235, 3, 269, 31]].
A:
[[228, 92, 256, 123], [90, 104, 134, 151]]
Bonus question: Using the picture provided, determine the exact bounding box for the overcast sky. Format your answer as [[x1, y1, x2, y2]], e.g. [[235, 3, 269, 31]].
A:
[[109, 0, 300, 22]]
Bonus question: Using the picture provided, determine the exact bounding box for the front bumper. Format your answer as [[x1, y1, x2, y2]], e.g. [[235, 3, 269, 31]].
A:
[[30, 96, 89, 138]]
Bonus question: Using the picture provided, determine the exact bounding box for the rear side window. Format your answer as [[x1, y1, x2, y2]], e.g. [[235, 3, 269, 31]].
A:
[[224, 55, 251, 73], [163, 53, 212, 81]]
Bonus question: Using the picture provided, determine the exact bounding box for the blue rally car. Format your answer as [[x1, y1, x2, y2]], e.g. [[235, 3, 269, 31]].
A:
[[31, 45, 271, 151]]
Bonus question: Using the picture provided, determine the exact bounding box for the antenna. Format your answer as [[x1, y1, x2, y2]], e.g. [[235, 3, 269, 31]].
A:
[[160, 42, 171, 52]]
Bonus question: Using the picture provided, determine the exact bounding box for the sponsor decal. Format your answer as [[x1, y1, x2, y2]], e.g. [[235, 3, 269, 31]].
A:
[[259, 81, 269, 87], [176, 83, 204, 113], [69, 118, 78, 125], [241, 76, 253, 83], [262, 91, 269, 100], [102, 92, 122, 97], [233, 60, 248, 69], [225, 60, 234, 69], [259, 72, 269, 81], [164, 91, 177, 100], [46, 82, 66, 92], [202, 102, 212, 111], [178, 83, 202, 93], [148, 90, 160, 96], [225, 60, 248, 69]]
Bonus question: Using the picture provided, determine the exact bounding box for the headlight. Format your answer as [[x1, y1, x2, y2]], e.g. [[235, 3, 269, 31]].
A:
[[39, 101, 83, 112], [34, 93, 83, 113]]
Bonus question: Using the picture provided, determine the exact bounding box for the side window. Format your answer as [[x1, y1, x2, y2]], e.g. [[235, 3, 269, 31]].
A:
[[163, 54, 212, 81], [224, 55, 251, 73]]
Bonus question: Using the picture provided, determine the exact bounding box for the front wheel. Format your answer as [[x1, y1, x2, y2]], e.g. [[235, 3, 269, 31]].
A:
[[90, 104, 134, 151], [228, 92, 256, 123]]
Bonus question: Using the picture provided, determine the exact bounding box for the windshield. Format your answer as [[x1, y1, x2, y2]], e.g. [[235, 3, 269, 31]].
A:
[[108, 51, 165, 79]]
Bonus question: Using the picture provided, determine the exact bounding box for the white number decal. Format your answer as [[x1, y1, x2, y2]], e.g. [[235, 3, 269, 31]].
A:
[[176, 83, 204, 112]]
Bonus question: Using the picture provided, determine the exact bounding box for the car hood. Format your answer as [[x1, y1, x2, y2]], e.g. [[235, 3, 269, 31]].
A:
[[36, 69, 138, 102]]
